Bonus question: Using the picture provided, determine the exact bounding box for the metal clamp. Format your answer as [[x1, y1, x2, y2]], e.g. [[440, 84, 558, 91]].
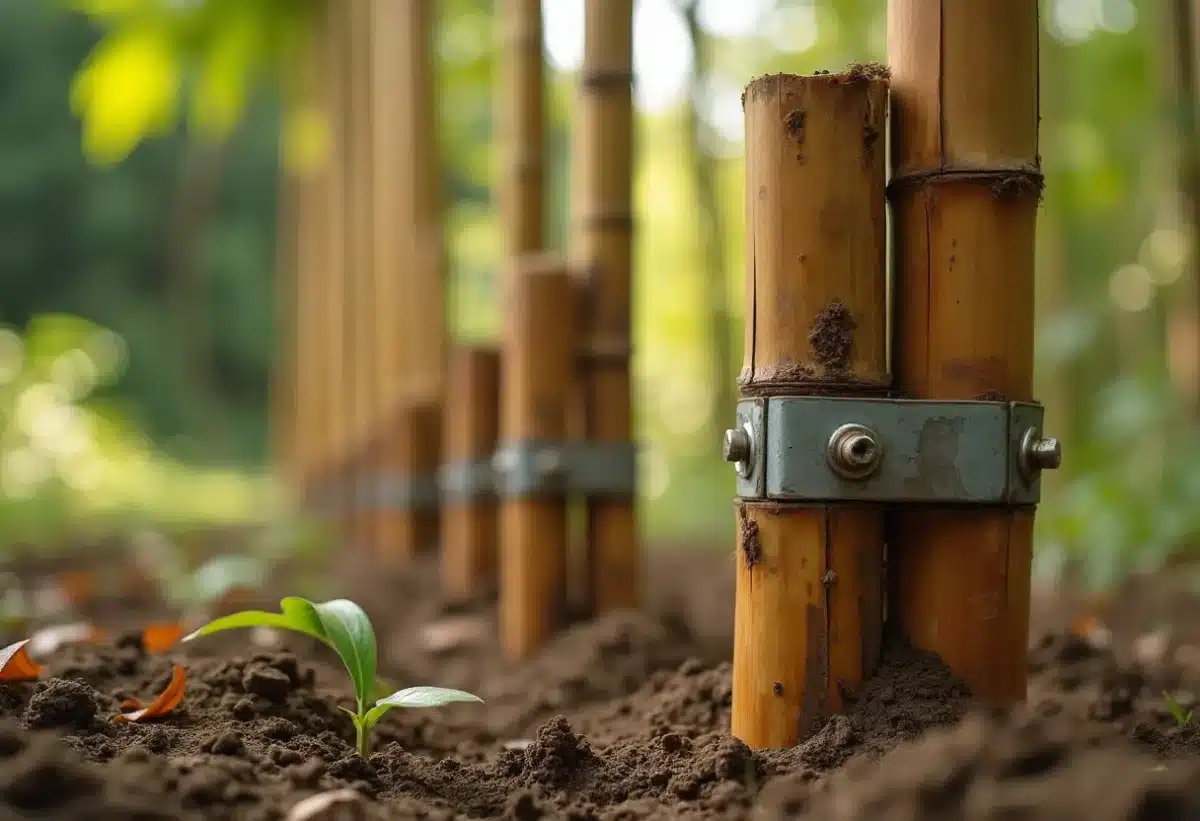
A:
[[493, 440, 638, 499], [439, 458, 497, 503], [365, 471, 440, 512], [724, 396, 1061, 505]]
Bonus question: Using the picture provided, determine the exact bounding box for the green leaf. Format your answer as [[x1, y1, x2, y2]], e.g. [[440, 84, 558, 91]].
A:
[[362, 686, 483, 728], [308, 599, 376, 711], [182, 597, 377, 712]]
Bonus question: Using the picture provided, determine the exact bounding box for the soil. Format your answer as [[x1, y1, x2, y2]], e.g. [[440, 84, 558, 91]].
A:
[[1, 545, 1199, 821]]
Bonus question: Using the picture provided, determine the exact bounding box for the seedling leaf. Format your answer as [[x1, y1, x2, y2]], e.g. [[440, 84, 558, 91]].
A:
[[363, 686, 483, 728], [1163, 691, 1194, 726], [0, 639, 44, 681], [308, 599, 376, 710], [113, 664, 186, 723], [182, 597, 326, 645]]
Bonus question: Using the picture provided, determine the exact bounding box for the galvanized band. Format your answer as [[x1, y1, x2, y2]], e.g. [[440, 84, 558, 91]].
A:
[[364, 471, 440, 512], [733, 396, 1049, 505], [492, 440, 639, 499], [439, 458, 497, 503]]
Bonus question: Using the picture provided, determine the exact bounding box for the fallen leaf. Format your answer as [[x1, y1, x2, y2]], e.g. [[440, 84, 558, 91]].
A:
[[0, 640, 44, 681], [142, 622, 185, 654], [285, 788, 364, 821], [112, 664, 186, 723], [27, 623, 107, 657]]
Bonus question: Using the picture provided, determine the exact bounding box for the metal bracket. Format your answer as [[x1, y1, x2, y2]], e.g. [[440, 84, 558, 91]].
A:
[[493, 440, 638, 499], [726, 396, 1061, 505], [365, 471, 440, 512], [439, 458, 497, 503]]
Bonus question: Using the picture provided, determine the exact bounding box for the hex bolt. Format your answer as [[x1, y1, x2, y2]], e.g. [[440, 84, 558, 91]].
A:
[[826, 423, 882, 480], [1019, 428, 1062, 478], [722, 423, 755, 479]]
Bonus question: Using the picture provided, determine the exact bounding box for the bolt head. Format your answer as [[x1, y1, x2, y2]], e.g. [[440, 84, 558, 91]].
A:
[[1030, 437, 1062, 470], [826, 424, 882, 480], [723, 428, 750, 463]]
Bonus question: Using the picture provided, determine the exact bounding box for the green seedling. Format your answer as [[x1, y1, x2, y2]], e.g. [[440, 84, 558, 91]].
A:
[[1163, 691, 1194, 727], [183, 597, 482, 756]]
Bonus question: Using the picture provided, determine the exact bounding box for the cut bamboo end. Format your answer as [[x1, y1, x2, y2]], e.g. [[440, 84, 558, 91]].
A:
[[740, 70, 890, 393], [731, 502, 884, 749], [732, 68, 889, 748], [441, 346, 502, 602], [376, 402, 442, 567], [499, 254, 574, 659]]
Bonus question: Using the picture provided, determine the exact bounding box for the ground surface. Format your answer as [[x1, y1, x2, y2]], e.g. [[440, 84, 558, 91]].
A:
[[0, 543, 1198, 820]]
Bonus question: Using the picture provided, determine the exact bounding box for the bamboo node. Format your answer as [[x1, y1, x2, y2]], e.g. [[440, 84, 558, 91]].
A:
[[581, 69, 633, 89], [886, 166, 1045, 201]]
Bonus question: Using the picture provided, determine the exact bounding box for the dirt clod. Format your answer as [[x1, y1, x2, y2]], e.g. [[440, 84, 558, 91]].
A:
[[808, 300, 857, 376], [24, 679, 99, 730]]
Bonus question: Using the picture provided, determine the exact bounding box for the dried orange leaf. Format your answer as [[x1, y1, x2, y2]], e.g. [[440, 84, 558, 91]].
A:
[[112, 664, 186, 723], [0, 640, 44, 681], [142, 622, 185, 654], [118, 697, 143, 710]]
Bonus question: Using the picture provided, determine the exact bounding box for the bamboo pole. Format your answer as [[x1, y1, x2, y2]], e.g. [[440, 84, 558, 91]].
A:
[[887, 0, 1041, 703], [499, 254, 574, 659], [441, 346, 501, 601], [573, 0, 638, 616], [498, 0, 545, 256], [731, 70, 889, 750], [315, 0, 350, 516], [375, 0, 445, 563], [345, 0, 376, 547]]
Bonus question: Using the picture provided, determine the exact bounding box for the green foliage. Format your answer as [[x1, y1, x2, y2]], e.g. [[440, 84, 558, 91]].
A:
[[183, 597, 482, 756], [66, 0, 320, 166]]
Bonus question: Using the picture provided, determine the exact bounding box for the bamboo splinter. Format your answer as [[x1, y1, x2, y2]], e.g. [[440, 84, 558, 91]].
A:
[[887, 0, 1040, 704], [731, 70, 889, 750]]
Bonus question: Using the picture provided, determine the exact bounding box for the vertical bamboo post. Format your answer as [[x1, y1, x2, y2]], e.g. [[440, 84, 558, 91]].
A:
[[499, 254, 574, 659], [441, 347, 501, 601], [573, 0, 638, 615], [498, 0, 545, 255], [887, 0, 1041, 703], [345, 0, 376, 547], [375, 0, 445, 564], [316, 0, 350, 519], [731, 70, 889, 750]]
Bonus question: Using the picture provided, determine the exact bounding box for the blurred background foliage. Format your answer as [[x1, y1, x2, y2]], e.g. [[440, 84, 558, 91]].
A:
[[2, 0, 1199, 590]]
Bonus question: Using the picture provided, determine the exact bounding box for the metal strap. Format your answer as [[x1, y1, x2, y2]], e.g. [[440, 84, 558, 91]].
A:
[[493, 440, 638, 499], [439, 458, 497, 503], [730, 396, 1059, 505]]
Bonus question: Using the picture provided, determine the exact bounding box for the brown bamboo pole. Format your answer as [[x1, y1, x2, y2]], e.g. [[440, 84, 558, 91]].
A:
[[887, 0, 1041, 703], [573, 0, 638, 616], [345, 0, 376, 547], [499, 254, 574, 659], [315, 0, 350, 517], [441, 346, 501, 601], [498, 0, 545, 255], [375, 0, 445, 563], [731, 70, 889, 750]]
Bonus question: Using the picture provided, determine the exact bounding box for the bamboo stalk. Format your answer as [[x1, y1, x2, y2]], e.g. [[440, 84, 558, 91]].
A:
[[316, 0, 350, 515], [441, 346, 501, 601], [498, 0, 545, 256], [345, 0, 376, 547], [887, 0, 1041, 703], [732, 69, 889, 750], [500, 254, 574, 659], [374, 0, 445, 562], [573, 0, 638, 616]]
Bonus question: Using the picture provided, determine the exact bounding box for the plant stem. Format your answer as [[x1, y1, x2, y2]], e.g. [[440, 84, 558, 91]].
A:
[[355, 714, 370, 757]]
